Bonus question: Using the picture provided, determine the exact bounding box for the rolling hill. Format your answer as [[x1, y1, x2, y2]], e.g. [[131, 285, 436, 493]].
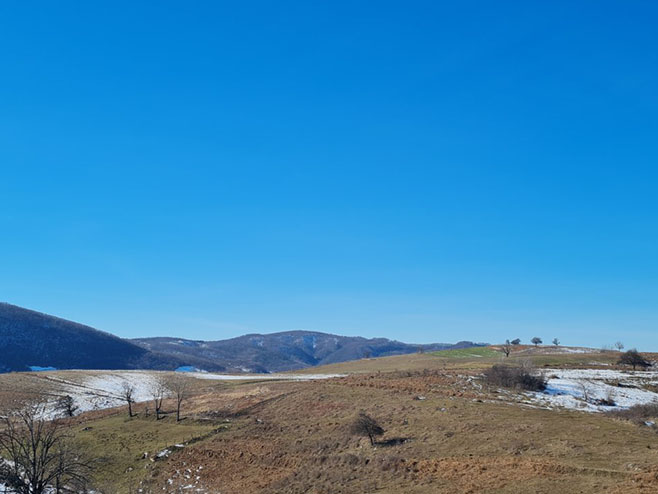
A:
[[132, 333, 482, 373], [0, 303, 191, 373], [0, 302, 483, 373]]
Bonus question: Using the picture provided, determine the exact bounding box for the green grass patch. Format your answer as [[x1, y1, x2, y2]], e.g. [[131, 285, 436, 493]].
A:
[[509, 353, 617, 368], [72, 414, 221, 493], [430, 346, 501, 359]]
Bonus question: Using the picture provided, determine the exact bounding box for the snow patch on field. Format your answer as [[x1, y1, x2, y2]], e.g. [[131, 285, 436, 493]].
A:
[[554, 347, 597, 354], [0, 484, 54, 494], [80, 373, 157, 408], [41, 372, 160, 419], [187, 372, 346, 381], [35, 371, 344, 419], [524, 369, 658, 413]]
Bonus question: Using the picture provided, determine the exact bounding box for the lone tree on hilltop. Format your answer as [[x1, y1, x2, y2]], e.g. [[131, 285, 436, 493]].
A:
[[511, 338, 521, 345], [501, 340, 512, 358], [552, 338, 560, 346], [615, 341, 625, 352], [0, 404, 93, 494], [531, 337, 542, 347], [350, 413, 384, 446], [618, 349, 651, 371], [121, 382, 136, 417]]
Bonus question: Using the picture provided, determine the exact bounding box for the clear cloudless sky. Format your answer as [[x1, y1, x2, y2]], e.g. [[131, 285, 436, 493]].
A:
[[1, 1, 657, 349]]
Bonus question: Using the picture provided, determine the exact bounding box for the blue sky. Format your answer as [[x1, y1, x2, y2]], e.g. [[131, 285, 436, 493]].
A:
[[1, 1, 657, 349]]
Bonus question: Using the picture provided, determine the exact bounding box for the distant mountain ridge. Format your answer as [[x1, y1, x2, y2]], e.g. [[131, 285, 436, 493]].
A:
[[0, 302, 484, 373], [132, 333, 482, 373]]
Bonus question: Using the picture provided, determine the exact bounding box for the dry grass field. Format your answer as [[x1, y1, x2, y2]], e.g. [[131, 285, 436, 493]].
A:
[[2, 347, 658, 493]]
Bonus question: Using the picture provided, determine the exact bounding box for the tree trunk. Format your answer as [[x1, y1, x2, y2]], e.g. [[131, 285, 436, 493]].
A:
[[368, 434, 374, 446], [128, 401, 133, 417]]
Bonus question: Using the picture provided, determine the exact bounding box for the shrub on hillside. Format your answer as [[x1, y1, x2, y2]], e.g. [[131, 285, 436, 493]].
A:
[[609, 403, 658, 426], [618, 349, 651, 370], [350, 413, 384, 446], [484, 365, 547, 392]]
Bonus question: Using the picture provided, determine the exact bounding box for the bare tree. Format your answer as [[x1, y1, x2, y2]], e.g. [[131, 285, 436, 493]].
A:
[[552, 338, 560, 346], [121, 382, 136, 418], [350, 413, 384, 446], [167, 375, 189, 422], [54, 395, 78, 418], [531, 337, 542, 347], [151, 376, 168, 420], [501, 340, 512, 358], [578, 381, 590, 403], [615, 341, 625, 352], [0, 404, 93, 494]]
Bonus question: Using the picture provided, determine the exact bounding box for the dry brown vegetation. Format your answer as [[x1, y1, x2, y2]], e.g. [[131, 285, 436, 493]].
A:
[[610, 403, 658, 426], [1, 348, 658, 493], [483, 364, 547, 391], [148, 372, 658, 493]]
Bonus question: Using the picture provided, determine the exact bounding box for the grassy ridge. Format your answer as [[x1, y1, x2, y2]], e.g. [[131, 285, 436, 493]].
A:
[[430, 347, 502, 358]]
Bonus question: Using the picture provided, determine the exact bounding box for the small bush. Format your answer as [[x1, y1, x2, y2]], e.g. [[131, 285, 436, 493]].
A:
[[596, 388, 617, 407], [609, 403, 658, 425], [350, 413, 384, 446], [483, 365, 547, 392]]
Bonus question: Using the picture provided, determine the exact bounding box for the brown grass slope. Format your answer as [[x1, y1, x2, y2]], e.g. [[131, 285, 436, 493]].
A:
[[145, 372, 658, 494], [140, 348, 658, 494], [2, 348, 657, 493]]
